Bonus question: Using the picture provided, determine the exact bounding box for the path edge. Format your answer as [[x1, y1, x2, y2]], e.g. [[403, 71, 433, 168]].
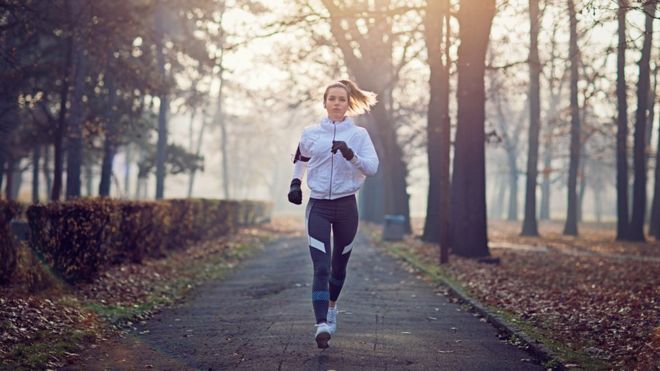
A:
[[384, 246, 567, 371]]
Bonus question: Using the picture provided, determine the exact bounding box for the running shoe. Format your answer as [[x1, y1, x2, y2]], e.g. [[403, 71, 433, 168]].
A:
[[315, 322, 331, 348]]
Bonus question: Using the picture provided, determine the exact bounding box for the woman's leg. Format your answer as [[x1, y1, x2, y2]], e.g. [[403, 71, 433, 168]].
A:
[[329, 196, 359, 303], [306, 200, 332, 324]]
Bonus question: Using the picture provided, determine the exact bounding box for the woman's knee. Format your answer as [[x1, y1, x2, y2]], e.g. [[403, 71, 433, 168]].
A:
[[314, 263, 330, 277]]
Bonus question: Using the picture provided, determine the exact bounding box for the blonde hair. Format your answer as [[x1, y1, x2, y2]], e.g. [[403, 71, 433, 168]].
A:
[[323, 79, 378, 115]]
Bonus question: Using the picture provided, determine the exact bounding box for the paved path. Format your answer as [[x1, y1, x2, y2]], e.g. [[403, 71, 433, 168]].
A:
[[74, 233, 543, 370]]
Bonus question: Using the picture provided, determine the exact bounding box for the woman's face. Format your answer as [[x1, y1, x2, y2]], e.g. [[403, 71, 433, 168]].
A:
[[324, 87, 349, 120]]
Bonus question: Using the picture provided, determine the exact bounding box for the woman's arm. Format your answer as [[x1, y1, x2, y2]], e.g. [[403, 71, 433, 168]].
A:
[[350, 129, 379, 176]]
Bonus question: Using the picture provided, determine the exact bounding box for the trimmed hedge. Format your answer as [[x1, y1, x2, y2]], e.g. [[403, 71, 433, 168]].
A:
[[25, 198, 271, 284], [0, 200, 21, 285]]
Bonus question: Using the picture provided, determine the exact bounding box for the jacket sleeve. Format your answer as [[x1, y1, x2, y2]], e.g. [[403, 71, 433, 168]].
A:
[[292, 129, 312, 180], [292, 157, 308, 179], [350, 129, 379, 176]]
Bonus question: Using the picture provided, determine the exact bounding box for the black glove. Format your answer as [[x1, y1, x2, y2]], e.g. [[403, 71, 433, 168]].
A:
[[331, 141, 354, 161], [288, 178, 302, 205]]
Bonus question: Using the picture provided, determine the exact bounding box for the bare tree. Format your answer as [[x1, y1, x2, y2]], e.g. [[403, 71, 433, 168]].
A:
[[65, 0, 90, 199], [522, 0, 542, 236], [615, 0, 630, 239], [422, 0, 451, 264], [450, 0, 496, 257], [629, 1, 656, 240], [563, 0, 581, 236]]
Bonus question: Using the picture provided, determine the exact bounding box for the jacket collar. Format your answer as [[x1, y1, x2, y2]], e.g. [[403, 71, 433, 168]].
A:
[[321, 116, 354, 132]]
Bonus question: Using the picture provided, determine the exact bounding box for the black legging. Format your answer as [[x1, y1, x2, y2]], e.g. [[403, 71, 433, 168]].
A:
[[305, 195, 358, 324]]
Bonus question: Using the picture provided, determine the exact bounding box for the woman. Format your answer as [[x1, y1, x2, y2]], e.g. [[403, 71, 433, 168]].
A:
[[288, 80, 379, 349]]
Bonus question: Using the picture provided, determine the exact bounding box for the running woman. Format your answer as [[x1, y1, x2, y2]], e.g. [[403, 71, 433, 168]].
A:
[[287, 80, 379, 349]]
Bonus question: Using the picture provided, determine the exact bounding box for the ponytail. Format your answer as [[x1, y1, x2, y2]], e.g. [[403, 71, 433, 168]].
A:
[[323, 80, 378, 115]]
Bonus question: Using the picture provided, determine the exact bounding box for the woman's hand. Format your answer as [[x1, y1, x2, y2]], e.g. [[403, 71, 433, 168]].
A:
[[331, 141, 354, 161], [288, 178, 303, 205]]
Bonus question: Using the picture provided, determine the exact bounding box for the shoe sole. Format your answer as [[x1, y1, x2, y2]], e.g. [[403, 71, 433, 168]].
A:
[[316, 332, 330, 349]]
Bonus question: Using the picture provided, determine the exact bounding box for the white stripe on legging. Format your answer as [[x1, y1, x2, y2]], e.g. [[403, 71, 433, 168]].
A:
[[309, 236, 326, 253]]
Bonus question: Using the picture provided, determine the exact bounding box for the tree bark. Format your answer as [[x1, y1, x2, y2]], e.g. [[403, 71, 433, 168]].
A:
[[563, 0, 581, 236], [577, 154, 587, 223], [43, 144, 52, 197], [629, 2, 655, 241], [422, 0, 451, 259], [52, 38, 72, 201], [648, 66, 659, 235], [65, 0, 89, 199], [450, 0, 495, 258], [0, 102, 17, 197], [507, 152, 518, 221], [521, 0, 541, 236], [155, 5, 169, 200], [616, 0, 630, 239], [652, 105, 660, 238], [32, 144, 40, 203], [540, 139, 552, 220], [99, 78, 119, 197]]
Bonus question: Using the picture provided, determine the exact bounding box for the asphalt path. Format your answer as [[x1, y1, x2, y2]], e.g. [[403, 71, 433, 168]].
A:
[[74, 232, 544, 370]]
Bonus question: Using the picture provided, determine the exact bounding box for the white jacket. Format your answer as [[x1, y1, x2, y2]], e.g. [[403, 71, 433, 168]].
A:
[[292, 117, 379, 200]]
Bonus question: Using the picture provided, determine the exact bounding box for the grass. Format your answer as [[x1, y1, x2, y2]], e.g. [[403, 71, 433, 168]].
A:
[[84, 241, 265, 326], [371, 235, 609, 370], [2, 329, 95, 370]]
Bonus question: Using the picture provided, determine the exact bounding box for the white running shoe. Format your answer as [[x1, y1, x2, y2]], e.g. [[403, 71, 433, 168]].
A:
[[315, 322, 331, 349], [327, 306, 337, 334]]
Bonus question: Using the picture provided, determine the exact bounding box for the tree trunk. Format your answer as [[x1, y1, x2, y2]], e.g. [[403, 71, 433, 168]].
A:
[[219, 101, 230, 199], [10, 160, 22, 201], [99, 138, 117, 197], [577, 155, 587, 223], [652, 107, 660, 238], [321, 0, 410, 230], [359, 169, 386, 222], [99, 78, 119, 197], [43, 144, 52, 197], [647, 66, 658, 234], [65, 0, 89, 199], [540, 140, 552, 220], [422, 0, 451, 255], [616, 0, 630, 239], [52, 38, 72, 201], [155, 5, 169, 200], [450, 0, 495, 258], [5, 156, 14, 200], [563, 0, 581, 236], [594, 186, 602, 224], [0, 102, 17, 197], [629, 2, 655, 241], [521, 0, 541, 236], [32, 144, 40, 203], [0, 156, 4, 198], [507, 152, 519, 221]]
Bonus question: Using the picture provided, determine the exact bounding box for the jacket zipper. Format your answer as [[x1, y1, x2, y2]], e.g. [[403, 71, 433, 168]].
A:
[[329, 122, 337, 199]]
